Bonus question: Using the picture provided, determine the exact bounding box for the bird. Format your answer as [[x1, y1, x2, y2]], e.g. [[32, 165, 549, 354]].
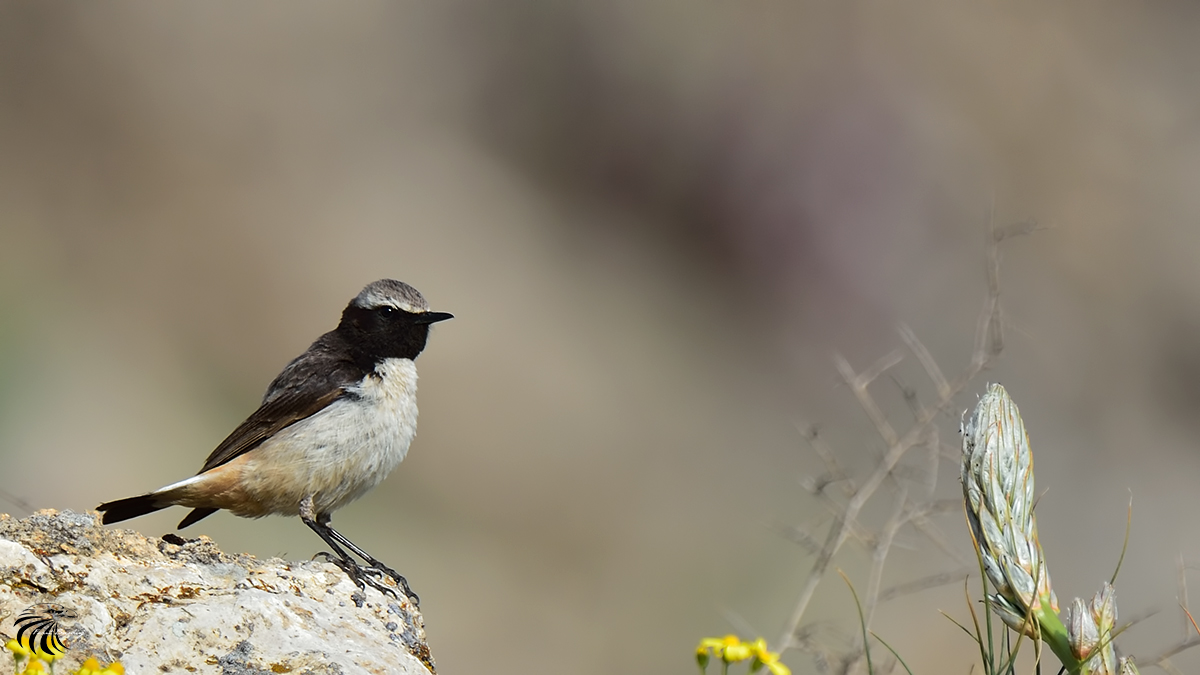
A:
[[97, 279, 452, 605]]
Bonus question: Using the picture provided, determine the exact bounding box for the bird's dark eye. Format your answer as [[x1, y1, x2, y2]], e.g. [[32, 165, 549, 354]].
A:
[[379, 306, 397, 318]]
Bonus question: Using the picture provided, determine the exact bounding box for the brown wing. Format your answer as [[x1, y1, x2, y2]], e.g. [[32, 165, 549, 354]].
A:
[[197, 387, 345, 473], [197, 332, 367, 473]]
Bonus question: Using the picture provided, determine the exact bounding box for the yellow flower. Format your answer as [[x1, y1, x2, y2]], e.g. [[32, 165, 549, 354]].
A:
[[71, 658, 124, 675], [697, 636, 726, 653], [7, 638, 32, 658], [696, 635, 741, 661], [696, 635, 789, 670], [748, 639, 791, 675], [19, 658, 47, 673], [722, 636, 753, 663]]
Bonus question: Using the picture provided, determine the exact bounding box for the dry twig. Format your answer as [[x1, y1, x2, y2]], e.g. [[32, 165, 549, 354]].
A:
[[779, 208, 1013, 660]]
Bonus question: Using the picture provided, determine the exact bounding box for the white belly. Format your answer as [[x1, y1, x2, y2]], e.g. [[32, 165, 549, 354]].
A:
[[242, 358, 420, 515]]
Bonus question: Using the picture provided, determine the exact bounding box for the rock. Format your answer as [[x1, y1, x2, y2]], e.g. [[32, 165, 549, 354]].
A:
[[0, 510, 435, 674]]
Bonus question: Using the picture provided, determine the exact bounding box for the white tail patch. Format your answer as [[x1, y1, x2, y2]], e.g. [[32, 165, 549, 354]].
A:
[[156, 473, 209, 495]]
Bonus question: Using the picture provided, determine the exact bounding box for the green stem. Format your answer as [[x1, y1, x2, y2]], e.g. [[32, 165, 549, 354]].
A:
[[1035, 607, 1082, 674]]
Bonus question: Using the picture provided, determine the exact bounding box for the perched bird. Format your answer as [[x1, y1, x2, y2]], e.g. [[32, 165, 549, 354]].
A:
[[97, 279, 452, 604]]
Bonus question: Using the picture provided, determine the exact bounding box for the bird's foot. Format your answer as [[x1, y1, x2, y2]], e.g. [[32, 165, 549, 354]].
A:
[[361, 560, 419, 607], [314, 552, 420, 608]]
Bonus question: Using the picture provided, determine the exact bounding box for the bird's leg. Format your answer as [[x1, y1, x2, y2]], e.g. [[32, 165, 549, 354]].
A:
[[299, 497, 373, 591], [315, 512, 418, 605], [299, 497, 418, 606]]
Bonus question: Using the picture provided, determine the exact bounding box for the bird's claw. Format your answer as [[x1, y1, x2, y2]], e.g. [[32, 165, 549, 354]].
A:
[[313, 552, 420, 607]]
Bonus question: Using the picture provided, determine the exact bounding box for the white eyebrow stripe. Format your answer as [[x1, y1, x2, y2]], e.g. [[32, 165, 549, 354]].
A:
[[351, 280, 431, 313], [374, 300, 426, 313]]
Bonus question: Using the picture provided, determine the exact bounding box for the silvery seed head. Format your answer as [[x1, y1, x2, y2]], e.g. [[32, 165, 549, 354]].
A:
[[1066, 597, 1100, 660], [961, 385, 1133, 673], [1085, 583, 1119, 675], [961, 384, 1058, 637], [1063, 582, 1122, 673], [1091, 582, 1117, 636]]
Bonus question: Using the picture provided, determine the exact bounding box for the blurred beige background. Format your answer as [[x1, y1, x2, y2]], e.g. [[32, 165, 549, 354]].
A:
[[3, 2, 1200, 673]]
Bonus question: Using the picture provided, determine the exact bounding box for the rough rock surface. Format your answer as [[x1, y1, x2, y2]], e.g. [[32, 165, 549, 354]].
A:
[[0, 510, 435, 674]]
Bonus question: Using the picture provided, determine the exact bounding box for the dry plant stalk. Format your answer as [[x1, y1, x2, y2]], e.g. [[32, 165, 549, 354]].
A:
[[773, 208, 1192, 674], [779, 206, 1015, 670], [1146, 558, 1200, 671]]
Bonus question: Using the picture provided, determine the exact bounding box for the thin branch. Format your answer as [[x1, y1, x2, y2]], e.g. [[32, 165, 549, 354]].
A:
[[855, 349, 907, 391], [908, 513, 974, 568], [885, 462, 930, 485], [937, 440, 961, 462], [1157, 659, 1186, 675], [921, 426, 940, 498], [777, 346, 995, 649], [889, 373, 926, 422], [878, 569, 972, 603], [898, 324, 949, 401], [1181, 553, 1190, 642], [833, 352, 902, 448], [720, 606, 760, 639], [774, 523, 823, 555], [801, 425, 856, 496], [810, 490, 877, 550], [800, 472, 853, 499], [777, 210, 1008, 651], [982, 200, 1004, 359], [863, 486, 909, 633]]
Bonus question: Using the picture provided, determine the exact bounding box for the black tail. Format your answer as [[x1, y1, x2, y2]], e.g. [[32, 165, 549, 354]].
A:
[[96, 494, 169, 525], [177, 508, 217, 528]]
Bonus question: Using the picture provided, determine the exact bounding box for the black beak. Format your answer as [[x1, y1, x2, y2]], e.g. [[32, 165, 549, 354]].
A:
[[413, 311, 454, 325]]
